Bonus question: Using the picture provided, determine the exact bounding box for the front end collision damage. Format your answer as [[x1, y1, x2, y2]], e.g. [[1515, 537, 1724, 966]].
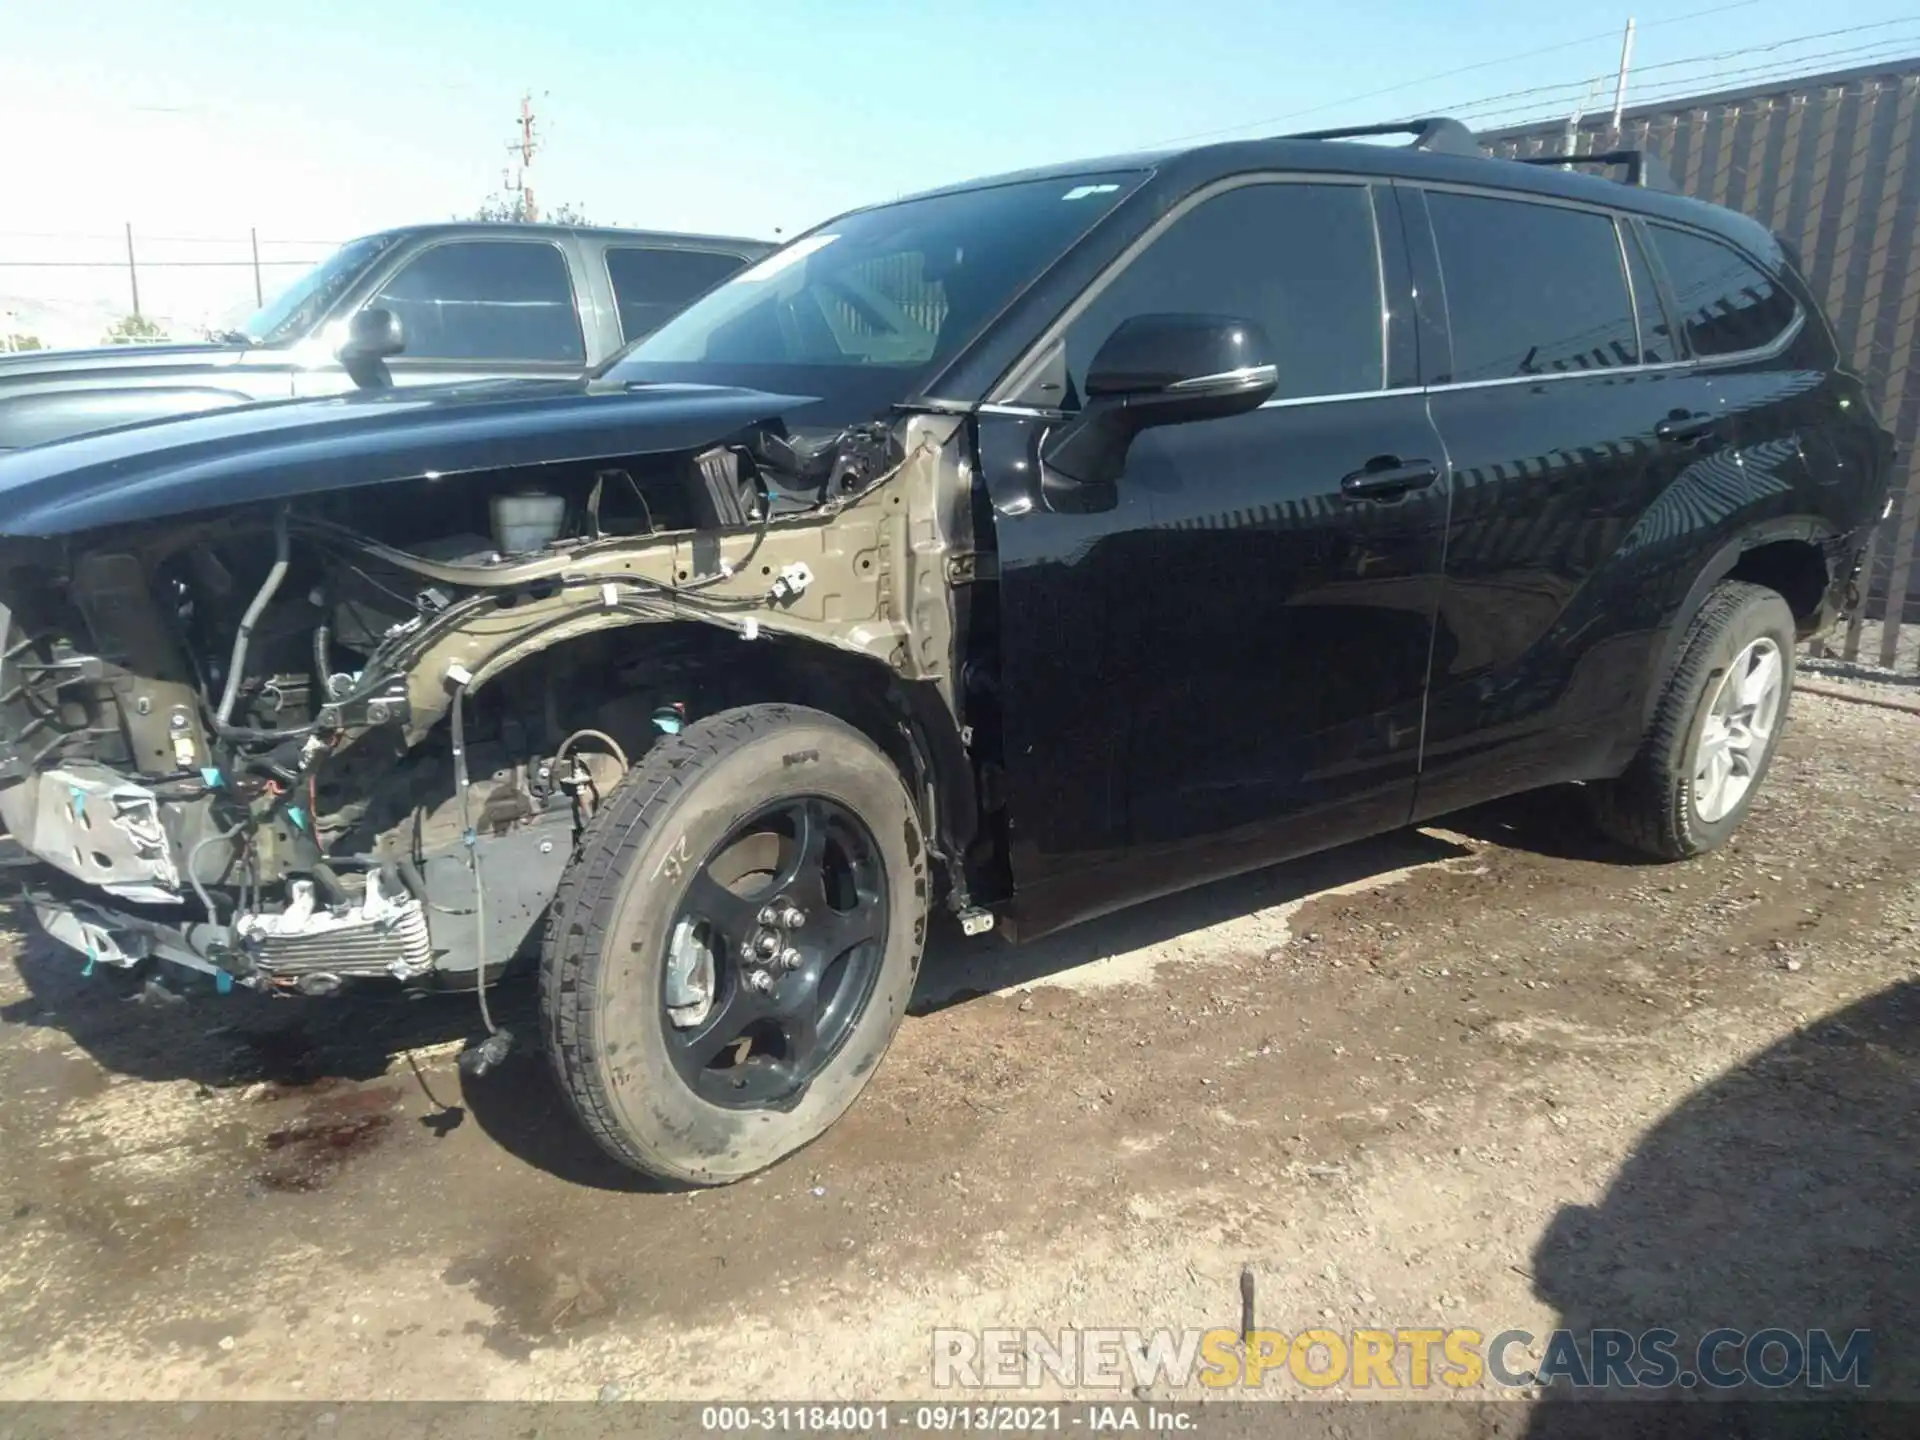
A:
[[0, 404, 977, 996]]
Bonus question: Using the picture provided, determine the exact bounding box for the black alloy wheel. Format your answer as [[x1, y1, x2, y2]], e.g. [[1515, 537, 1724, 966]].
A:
[[540, 703, 927, 1185], [659, 795, 889, 1109]]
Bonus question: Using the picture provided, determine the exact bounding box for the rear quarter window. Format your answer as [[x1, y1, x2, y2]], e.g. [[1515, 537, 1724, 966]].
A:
[[606, 247, 751, 342], [1645, 223, 1798, 357]]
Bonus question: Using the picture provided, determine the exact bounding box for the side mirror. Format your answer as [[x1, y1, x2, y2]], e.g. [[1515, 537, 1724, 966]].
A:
[[338, 306, 405, 389], [1043, 313, 1278, 489]]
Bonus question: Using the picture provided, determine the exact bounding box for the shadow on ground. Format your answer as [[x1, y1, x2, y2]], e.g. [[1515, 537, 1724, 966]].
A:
[[1520, 977, 1920, 1437], [4, 822, 1467, 1190], [1802, 657, 1920, 690], [1435, 784, 1660, 866], [910, 825, 1469, 1012]]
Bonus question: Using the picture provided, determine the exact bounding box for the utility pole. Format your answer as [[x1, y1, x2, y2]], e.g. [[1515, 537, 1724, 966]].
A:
[[505, 91, 540, 222], [1611, 17, 1638, 132]]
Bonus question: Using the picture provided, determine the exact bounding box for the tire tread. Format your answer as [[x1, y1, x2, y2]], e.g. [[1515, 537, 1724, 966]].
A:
[[1590, 580, 1792, 860], [539, 704, 918, 1181], [540, 705, 812, 1176]]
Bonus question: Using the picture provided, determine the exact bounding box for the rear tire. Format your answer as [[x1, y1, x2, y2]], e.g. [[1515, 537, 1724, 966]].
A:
[[1590, 580, 1795, 860], [540, 703, 927, 1185]]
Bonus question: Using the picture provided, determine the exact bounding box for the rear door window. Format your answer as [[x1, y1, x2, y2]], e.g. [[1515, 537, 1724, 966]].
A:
[[1063, 181, 1385, 405], [1425, 191, 1639, 382], [1645, 224, 1798, 357], [369, 240, 584, 363], [606, 247, 750, 341]]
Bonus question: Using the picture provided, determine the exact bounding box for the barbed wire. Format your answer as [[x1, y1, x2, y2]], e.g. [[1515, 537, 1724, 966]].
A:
[[1132, 0, 1768, 148], [1405, 22, 1920, 125]]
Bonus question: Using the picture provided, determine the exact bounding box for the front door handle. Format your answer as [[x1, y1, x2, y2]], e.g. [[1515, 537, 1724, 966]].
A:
[[1340, 458, 1440, 500], [1655, 410, 1720, 444]]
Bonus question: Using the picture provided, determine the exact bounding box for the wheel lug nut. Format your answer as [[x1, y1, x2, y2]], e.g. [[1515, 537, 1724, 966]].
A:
[[780, 947, 803, 971], [779, 905, 805, 930], [745, 970, 774, 993], [755, 930, 781, 957], [757, 905, 780, 926]]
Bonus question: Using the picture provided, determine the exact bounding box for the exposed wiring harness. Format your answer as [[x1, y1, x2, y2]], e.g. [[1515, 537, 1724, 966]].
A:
[[448, 666, 512, 1078], [186, 822, 247, 931], [554, 727, 630, 773], [215, 506, 290, 727]]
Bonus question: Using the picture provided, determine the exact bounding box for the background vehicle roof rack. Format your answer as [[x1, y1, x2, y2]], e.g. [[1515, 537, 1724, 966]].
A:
[[1513, 149, 1676, 192], [1283, 118, 1483, 158]]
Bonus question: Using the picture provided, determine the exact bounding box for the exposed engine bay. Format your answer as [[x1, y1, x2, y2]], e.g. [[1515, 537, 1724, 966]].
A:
[[0, 409, 972, 996]]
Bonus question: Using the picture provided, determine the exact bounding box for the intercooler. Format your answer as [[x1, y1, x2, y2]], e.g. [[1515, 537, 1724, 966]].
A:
[[234, 871, 435, 989]]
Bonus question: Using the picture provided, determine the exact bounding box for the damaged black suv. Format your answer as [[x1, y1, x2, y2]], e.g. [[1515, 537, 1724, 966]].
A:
[[0, 119, 1893, 1184]]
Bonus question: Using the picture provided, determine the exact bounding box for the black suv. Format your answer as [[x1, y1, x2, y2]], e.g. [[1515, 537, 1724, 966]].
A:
[[0, 119, 1893, 1185], [0, 222, 771, 450]]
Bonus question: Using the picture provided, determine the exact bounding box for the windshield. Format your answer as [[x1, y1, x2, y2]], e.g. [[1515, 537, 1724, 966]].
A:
[[605, 172, 1143, 417], [241, 233, 401, 345]]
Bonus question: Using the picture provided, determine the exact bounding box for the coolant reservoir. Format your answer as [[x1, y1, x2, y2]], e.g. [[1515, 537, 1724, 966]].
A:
[[490, 490, 566, 554]]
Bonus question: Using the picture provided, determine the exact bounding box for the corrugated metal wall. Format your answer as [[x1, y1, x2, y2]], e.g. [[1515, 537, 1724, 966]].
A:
[[1484, 59, 1920, 669]]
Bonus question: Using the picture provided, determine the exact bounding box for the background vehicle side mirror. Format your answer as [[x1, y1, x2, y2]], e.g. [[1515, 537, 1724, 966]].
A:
[[338, 307, 405, 390], [1043, 313, 1278, 491]]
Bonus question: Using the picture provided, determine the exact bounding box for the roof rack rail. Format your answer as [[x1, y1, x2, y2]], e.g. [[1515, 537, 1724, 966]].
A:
[[1284, 118, 1483, 159], [1513, 149, 1676, 192]]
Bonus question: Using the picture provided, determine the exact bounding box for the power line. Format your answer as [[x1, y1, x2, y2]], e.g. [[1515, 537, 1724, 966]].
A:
[[1465, 42, 1920, 129], [1608, 15, 1920, 79], [1420, 20, 1920, 123], [1449, 50, 1916, 128], [1133, 0, 1764, 149]]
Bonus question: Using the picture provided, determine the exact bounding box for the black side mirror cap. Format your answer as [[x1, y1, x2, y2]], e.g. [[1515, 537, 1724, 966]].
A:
[[1043, 313, 1278, 490], [1085, 312, 1279, 406]]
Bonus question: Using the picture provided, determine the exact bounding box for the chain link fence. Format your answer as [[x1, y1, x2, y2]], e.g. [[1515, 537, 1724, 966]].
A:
[[0, 225, 339, 349]]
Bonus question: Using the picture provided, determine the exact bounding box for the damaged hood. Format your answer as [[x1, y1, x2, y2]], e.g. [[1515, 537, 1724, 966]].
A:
[[0, 379, 820, 537]]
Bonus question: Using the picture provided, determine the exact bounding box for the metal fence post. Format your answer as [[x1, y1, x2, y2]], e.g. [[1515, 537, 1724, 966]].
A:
[[251, 227, 263, 307], [124, 222, 140, 319]]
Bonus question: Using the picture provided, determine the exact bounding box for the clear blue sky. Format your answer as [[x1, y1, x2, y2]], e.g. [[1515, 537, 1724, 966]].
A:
[[4, 0, 1916, 245]]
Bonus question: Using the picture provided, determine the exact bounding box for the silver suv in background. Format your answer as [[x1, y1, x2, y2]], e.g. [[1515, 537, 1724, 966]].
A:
[[0, 222, 772, 450]]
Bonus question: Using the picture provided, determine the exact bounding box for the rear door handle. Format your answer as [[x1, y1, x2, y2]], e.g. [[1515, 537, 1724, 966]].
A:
[[1340, 459, 1440, 500], [1655, 411, 1720, 444]]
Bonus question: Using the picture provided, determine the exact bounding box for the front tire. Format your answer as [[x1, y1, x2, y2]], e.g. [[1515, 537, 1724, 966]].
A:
[[1590, 580, 1795, 860], [540, 704, 927, 1185]]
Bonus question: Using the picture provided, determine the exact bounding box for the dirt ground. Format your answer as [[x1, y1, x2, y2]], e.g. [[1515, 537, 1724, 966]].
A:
[[0, 682, 1915, 1410]]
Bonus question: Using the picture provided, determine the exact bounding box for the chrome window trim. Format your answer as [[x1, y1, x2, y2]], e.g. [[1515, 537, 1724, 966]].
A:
[[1366, 184, 1391, 390], [971, 307, 1802, 417], [1262, 386, 1416, 409], [1614, 218, 1647, 365], [1424, 306, 1803, 394]]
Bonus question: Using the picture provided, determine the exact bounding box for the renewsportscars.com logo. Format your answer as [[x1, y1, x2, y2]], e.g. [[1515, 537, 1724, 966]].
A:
[[931, 1327, 1872, 1391]]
